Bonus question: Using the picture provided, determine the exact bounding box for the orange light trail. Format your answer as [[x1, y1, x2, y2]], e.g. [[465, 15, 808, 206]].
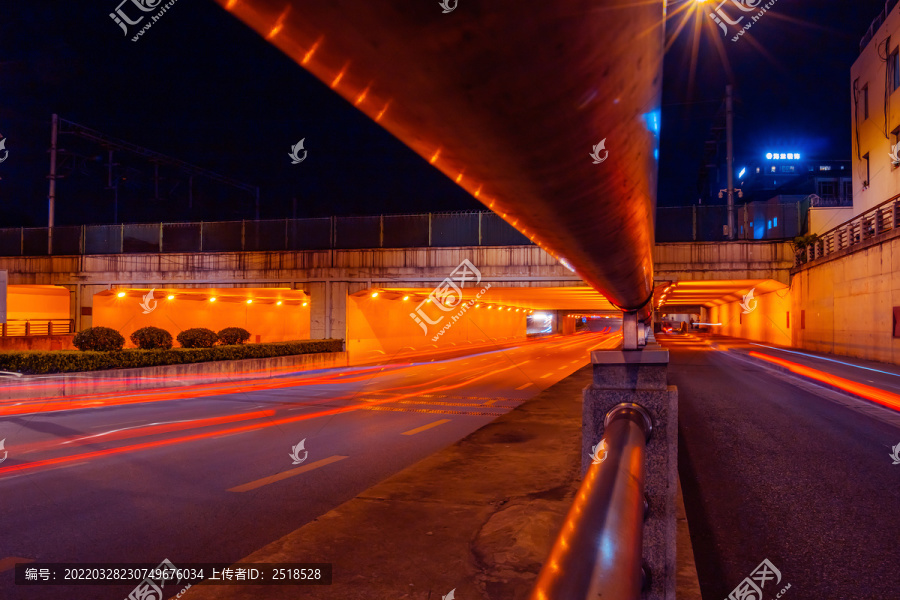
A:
[[749, 352, 900, 412], [0, 333, 616, 478], [13, 409, 276, 457]]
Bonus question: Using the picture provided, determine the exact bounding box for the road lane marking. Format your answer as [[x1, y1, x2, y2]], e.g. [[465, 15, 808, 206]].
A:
[[540, 373, 553, 378], [0, 557, 34, 573], [516, 383, 533, 390], [228, 455, 348, 493], [402, 419, 451, 435]]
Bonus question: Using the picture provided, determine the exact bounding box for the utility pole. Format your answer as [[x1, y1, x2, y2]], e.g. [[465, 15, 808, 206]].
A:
[[105, 150, 119, 223], [48, 114, 59, 254], [726, 85, 735, 240]]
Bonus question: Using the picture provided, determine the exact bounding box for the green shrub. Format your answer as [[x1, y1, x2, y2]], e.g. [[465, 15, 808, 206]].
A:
[[130, 326, 174, 350], [176, 328, 219, 348], [218, 327, 251, 345], [0, 339, 344, 375], [73, 327, 125, 352]]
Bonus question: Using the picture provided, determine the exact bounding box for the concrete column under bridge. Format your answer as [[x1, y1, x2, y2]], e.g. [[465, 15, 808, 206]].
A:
[[307, 281, 366, 343]]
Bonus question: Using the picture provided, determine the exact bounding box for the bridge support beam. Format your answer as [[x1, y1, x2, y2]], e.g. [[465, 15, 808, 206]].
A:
[[583, 347, 678, 600]]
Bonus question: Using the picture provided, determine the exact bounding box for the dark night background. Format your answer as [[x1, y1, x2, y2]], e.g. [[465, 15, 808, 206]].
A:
[[0, 1, 887, 226]]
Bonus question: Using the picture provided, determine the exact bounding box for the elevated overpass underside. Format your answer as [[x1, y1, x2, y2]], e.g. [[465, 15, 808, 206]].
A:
[[0, 240, 794, 352]]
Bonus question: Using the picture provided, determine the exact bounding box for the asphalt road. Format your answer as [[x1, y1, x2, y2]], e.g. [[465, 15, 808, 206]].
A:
[[665, 333, 900, 600], [0, 332, 616, 600]]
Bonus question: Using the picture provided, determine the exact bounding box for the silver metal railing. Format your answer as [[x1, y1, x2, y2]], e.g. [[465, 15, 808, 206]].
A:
[[530, 403, 653, 600]]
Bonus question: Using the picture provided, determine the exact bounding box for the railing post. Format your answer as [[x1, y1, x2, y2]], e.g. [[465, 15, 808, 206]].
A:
[[48, 321, 53, 335], [579, 347, 677, 600], [25, 321, 31, 336], [1, 322, 6, 337], [692, 204, 697, 241]]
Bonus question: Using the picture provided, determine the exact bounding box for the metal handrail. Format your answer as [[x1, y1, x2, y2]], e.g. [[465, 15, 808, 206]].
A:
[[1, 319, 75, 337], [530, 404, 653, 600], [795, 191, 900, 267]]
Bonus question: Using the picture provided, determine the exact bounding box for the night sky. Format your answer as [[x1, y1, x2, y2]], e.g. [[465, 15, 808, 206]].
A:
[[0, 1, 887, 226]]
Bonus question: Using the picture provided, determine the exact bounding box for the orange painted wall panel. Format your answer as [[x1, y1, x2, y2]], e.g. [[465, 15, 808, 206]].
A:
[[347, 295, 526, 358], [93, 294, 310, 346], [6, 286, 70, 321]]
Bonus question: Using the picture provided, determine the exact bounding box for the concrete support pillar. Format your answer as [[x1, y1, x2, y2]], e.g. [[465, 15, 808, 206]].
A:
[[623, 311, 638, 350], [308, 282, 328, 340], [69, 284, 107, 332], [307, 281, 366, 344], [583, 347, 678, 600]]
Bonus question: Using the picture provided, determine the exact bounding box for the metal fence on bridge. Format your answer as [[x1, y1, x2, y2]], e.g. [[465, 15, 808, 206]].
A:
[[0, 212, 533, 256], [0, 202, 809, 256], [656, 199, 809, 242]]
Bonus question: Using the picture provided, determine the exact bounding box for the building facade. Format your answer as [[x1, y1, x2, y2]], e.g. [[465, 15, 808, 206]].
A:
[[852, 0, 900, 215]]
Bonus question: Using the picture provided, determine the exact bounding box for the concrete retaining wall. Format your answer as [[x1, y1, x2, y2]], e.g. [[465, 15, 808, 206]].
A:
[[0, 334, 75, 351]]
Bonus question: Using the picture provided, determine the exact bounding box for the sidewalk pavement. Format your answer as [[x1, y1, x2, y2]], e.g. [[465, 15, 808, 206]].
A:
[[183, 365, 702, 600]]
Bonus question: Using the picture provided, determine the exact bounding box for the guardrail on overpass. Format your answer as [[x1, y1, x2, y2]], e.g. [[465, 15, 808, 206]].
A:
[[0, 212, 532, 256]]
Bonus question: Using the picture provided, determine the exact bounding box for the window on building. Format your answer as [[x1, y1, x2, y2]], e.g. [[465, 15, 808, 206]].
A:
[[864, 153, 870, 185], [773, 217, 778, 227], [755, 167, 760, 173], [819, 165, 832, 171], [842, 180, 852, 199], [767, 219, 772, 229], [864, 84, 870, 119], [818, 180, 837, 197]]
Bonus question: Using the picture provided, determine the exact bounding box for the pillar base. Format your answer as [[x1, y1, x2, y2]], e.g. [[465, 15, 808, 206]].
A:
[[583, 346, 678, 600]]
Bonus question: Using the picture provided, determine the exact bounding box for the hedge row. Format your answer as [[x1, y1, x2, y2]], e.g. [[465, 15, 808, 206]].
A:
[[0, 339, 344, 375]]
